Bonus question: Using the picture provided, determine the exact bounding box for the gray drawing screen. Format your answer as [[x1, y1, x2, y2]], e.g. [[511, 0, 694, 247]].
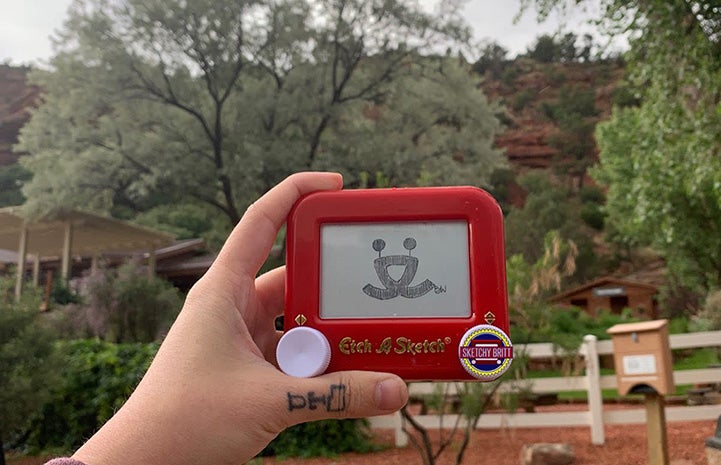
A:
[[320, 221, 471, 319]]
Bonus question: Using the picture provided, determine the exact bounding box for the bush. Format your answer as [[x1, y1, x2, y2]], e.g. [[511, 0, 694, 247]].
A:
[[0, 279, 59, 455], [84, 262, 183, 342], [512, 89, 535, 112], [21, 339, 158, 452], [692, 289, 721, 331], [260, 419, 376, 458], [580, 203, 605, 230]]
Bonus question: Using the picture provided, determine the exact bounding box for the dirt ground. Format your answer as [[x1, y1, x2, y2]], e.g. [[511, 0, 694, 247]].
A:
[[10, 420, 717, 465], [259, 420, 717, 465]]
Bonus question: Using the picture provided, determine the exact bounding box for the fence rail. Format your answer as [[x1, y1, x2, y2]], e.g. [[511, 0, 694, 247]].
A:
[[368, 329, 721, 447]]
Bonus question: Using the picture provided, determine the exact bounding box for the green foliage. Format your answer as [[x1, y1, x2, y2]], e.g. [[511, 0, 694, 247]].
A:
[[527, 34, 559, 63], [543, 66, 567, 86], [673, 347, 720, 370], [507, 231, 578, 345], [17, 0, 503, 239], [579, 185, 605, 204], [22, 339, 157, 452], [500, 65, 521, 87], [134, 203, 230, 242], [50, 277, 82, 306], [487, 168, 516, 215], [260, 419, 375, 458], [0, 279, 59, 444], [580, 203, 605, 230], [83, 262, 183, 342], [611, 83, 641, 108], [504, 173, 598, 282], [541, 85, 599, 185], [526, 32, 590, 63], [511, 89, 536, 112], [692, 289, 721, 332], [524, 0, 721, 292], [544, 86, 598, 122], [472, 41, 509, 78], [0, 163, 31, 208]]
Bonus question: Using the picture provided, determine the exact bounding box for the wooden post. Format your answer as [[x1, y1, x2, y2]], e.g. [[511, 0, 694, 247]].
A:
[[644, 391, 669, 465], [394, 411, 408, 447], [32, 255, 40, 287], [147, 249, 156, 278], [90, 254, 100, 275], [61, 221, 73, 281], [584, 334, 605, 445], [14, 226, 28, 301]]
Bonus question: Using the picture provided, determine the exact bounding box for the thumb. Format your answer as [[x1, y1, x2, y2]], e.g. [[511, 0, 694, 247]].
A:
[[280, 371, 408, 427]]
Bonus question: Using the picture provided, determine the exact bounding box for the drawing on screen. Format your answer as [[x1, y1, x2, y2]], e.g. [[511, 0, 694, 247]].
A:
[[362, 237, 446, 300]]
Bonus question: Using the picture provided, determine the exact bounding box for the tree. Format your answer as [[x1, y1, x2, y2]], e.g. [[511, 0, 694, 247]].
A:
[[17, 0, 503, 238], [504, 172, 598, 283], [542, 85, 599, 187], [527, 34, 559, 62], [472, 41, 509, 78], [521, 1, 721, 292]]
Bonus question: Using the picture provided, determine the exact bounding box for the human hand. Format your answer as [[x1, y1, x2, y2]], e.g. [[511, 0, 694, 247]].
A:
[[72, 172, 409, 465]]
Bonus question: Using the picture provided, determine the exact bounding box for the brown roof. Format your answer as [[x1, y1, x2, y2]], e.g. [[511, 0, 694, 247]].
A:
[[550, 276, 658, 302], [607, 319, 668, 334]]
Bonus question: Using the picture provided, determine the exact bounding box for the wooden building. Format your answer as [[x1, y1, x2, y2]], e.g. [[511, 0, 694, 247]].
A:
[[550, 277, 659, 319]]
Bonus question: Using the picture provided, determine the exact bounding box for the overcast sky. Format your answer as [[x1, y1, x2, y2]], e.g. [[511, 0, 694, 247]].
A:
[[0, 0, 618, 66]]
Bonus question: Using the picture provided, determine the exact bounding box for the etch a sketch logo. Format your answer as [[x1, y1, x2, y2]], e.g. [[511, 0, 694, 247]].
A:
[[362, 237, 446, 300]]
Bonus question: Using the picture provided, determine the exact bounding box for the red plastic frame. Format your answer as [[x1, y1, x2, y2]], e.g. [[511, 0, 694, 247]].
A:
[[284, 187, 509, 380]]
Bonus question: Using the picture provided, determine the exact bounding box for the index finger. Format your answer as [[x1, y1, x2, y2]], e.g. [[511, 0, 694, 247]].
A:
[[214, 172, 343, 276]]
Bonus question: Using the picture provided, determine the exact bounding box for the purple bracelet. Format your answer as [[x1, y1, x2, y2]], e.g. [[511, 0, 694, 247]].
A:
[[44, 459, 86, 465]]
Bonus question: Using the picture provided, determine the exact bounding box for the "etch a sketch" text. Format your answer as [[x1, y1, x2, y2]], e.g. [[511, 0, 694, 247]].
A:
[[338, 336, 452, 356]]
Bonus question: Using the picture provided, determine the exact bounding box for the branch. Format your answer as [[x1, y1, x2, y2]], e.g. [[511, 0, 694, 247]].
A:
[[400, 406, 434, 465], [128, 62, 216, 145]]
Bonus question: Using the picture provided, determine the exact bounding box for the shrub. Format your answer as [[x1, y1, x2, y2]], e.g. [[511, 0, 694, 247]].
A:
[[580, 203, 605, 230], [84, 262, 183, 342], [0, 278, 59, 457], [260, 419, 376, 458], [22, 339, 158, 452], [512, 89, 535, 112], [692, 289, 721, 332]]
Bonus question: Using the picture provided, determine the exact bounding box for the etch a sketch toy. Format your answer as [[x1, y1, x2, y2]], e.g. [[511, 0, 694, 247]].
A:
[[276, 186, 513, 381]]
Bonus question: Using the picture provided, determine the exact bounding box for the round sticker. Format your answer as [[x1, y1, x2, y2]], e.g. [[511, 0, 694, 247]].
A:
[[458, 324, 513, 380]]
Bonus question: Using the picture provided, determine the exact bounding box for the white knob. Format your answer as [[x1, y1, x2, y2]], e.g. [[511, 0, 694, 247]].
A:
[[277, 327, 332, 378]]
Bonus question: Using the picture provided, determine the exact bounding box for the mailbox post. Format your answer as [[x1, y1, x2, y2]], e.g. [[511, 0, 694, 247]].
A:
[[607, 319, 674, 465]]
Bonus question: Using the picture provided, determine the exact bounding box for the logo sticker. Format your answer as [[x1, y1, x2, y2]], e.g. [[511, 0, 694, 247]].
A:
[[458, 325, 513, 380]]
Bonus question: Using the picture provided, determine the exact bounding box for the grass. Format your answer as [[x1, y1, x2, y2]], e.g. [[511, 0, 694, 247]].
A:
[[523, 347, 720, 402]]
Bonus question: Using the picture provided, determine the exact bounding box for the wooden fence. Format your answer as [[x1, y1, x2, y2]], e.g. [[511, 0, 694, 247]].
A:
[[368, 330, 721, 447]]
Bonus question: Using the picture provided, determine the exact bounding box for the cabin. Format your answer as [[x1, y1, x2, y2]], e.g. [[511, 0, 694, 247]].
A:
[[550, 277, 659, 319]]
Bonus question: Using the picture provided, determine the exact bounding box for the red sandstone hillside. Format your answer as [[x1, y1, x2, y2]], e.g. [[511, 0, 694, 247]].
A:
[[479, 58, 623, 174], [0, 65, 41, 166]]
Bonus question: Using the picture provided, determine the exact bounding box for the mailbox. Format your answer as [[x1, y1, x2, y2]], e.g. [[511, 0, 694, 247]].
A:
[[607, 319, 674, 396]]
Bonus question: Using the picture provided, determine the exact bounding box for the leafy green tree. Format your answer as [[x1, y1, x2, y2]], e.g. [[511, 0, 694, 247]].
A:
[[541, 85, 599, 188], [527, 34, 560, 63], [504, 173, 598, 282], [17, 0, 503, 239], [521, 0, 721, 292], [472, 41, 509, 78], [0, 279, 58, 465]]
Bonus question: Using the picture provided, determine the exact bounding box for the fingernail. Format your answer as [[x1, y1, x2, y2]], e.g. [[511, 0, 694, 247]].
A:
[[375, 378, 408, 411]]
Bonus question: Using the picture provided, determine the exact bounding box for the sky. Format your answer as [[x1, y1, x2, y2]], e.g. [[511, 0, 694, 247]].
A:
[[0, 0, 619, 66]]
